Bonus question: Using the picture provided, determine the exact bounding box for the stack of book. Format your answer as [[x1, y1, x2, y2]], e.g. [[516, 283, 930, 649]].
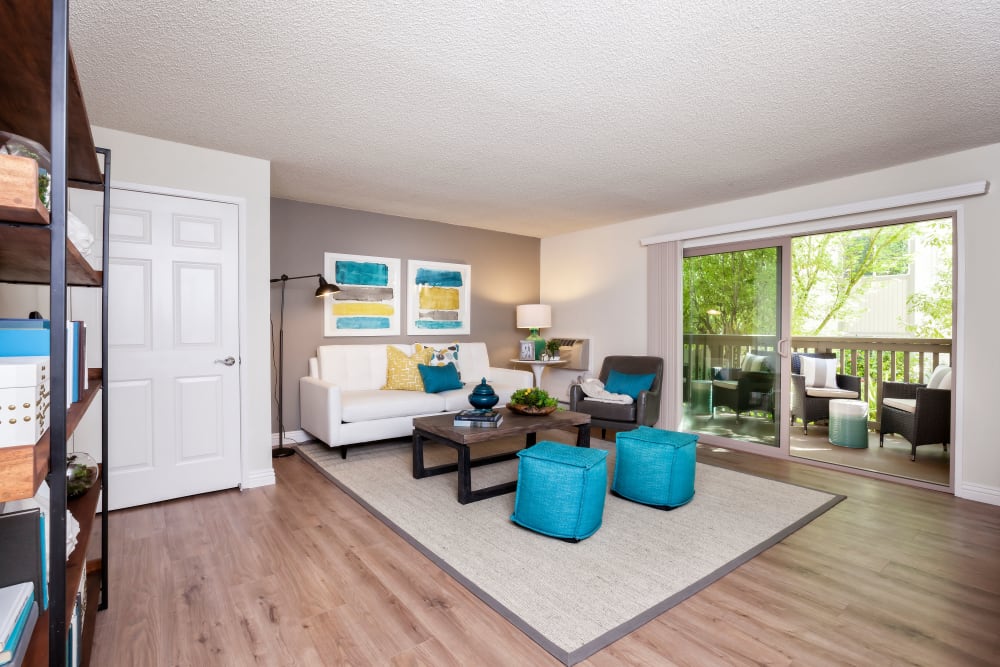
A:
[[453, 409, 503, 428], [0, 582, 37, 667]]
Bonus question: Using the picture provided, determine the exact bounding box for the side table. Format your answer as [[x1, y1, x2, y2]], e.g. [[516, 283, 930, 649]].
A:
[[510, 358, 567, 387], [829, 398, 869, 448]]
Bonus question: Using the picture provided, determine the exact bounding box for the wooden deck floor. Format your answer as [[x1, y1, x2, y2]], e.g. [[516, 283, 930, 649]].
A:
[[91, 435, 1000, 666]]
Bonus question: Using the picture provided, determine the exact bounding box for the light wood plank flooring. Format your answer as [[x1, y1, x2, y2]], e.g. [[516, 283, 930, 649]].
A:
[[91, 434, 1000, 666]]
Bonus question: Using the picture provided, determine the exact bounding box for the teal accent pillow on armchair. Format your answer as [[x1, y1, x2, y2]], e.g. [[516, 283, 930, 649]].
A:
[[418, 362, 463, 393], [604, 370, 656, 400]]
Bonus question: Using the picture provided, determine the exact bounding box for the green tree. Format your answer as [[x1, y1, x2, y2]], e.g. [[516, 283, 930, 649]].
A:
[[904, 220, 952, 338], [791, 225, 914, 335], [683, 248, 777, 334]]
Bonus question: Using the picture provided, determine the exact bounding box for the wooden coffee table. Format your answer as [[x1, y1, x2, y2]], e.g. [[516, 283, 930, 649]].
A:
[[412, 408, 592, 504]]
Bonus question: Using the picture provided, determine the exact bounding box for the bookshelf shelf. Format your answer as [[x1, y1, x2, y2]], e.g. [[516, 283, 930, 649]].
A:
[[0, 1, 103, 190], [0, 226, 102, 286], [0, 370, 102, 503], [21, 465, 104, 667]]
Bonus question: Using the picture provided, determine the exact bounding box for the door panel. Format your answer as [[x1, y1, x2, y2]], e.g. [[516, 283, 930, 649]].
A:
[[681, 241, 788, 452], [101, 189, 242, 509]]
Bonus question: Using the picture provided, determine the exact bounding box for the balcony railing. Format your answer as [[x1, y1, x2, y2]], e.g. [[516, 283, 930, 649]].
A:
[[683, 333, 952, 422]]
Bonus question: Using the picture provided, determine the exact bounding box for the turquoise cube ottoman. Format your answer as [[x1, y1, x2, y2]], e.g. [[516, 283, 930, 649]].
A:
[[612, 426, 698, 509], [510, 441, 609, 541]]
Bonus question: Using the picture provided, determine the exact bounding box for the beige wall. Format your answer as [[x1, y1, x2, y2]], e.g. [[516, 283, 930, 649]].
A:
[[270, 198, 541, 435], [541, 142, 1000, 506], [89, 126, 274, 488]]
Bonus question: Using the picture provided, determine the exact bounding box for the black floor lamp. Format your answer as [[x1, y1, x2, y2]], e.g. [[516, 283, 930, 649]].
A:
[[271, 273, 339, 458]]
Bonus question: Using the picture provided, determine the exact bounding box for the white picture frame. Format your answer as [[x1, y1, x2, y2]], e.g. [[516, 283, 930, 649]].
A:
[[406, 259, 471, 335], [323, 252, 401, 336], [519, 340, 536, 361]]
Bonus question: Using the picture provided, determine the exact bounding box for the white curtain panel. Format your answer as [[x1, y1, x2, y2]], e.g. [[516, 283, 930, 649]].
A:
[[646, 240, 683, 430]]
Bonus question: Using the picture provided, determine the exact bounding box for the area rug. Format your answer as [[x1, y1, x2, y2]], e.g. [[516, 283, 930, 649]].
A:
[[297, 433, 843, 665]]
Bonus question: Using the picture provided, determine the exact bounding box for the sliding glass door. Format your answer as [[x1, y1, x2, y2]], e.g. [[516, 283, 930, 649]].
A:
[[681, 240, 789, 451]]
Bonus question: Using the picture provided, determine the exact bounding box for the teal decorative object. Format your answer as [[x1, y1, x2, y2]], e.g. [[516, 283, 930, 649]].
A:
[[468, 377, 499, 409]]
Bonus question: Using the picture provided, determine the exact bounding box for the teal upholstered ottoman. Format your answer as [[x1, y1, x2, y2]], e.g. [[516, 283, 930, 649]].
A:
[[510, 441, 609, 541], [612, 426, 698, 509]]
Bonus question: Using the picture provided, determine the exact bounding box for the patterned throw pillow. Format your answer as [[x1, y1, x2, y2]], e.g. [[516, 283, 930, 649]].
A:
[[416, 343, 460, 376], [802, 356, 839, 389], [740, 353, 770, 372], [383, 345, 433, 391]]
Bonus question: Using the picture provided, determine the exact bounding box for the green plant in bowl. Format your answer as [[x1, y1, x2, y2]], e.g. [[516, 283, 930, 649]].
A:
[[509, 387, 558, 409]]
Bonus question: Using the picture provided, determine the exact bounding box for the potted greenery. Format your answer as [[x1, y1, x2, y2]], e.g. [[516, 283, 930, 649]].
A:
[[507, 387, 559, 415], [545, 340, 561, 360]]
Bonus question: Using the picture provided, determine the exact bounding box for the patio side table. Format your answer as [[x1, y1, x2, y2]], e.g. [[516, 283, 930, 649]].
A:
[[829, 399, 869, 448]]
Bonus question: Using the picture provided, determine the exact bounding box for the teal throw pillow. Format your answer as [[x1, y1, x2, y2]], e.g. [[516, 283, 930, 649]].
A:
[[418, 362, 463, 393], [604, 369, 656, 400]]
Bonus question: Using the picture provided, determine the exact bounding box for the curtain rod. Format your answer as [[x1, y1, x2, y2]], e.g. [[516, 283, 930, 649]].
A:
[[640, 180, 989, 246]]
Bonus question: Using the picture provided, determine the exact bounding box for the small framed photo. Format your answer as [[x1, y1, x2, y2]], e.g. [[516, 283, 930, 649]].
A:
[[519, 340, 536, 361]]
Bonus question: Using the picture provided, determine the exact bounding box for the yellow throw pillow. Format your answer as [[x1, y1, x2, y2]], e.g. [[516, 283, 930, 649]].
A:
[[383, 345, 433, 391]]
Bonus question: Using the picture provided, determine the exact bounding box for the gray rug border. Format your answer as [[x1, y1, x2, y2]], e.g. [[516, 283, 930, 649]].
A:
[[295, 443, 845, 666]]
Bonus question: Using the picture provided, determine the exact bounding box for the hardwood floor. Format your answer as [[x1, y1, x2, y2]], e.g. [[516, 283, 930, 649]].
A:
[[91, 435, 1000, 666]]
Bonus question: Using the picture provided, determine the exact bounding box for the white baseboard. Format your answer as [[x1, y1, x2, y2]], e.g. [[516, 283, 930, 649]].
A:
[[242, 467, 276, 489], [956, 481, 1000, 506], [271, 429, 314, 447]]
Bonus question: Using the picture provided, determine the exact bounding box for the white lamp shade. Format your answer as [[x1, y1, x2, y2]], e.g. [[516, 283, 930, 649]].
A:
[[517, 304, 552, 329]]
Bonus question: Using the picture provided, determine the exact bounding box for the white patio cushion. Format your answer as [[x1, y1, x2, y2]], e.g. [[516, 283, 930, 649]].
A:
[[802, 356, 839, 389], [341, 389, 445, 422], [805, 387, 859, 399], [712, 380, 739, 391], [927, 365, 952, 390], [883, 397, 917, 413]]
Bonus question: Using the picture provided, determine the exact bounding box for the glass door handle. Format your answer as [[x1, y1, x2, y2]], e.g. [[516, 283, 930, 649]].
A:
[[777, 339, 790, 357]]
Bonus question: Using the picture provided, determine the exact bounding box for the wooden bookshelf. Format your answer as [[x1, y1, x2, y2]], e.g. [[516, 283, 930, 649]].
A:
[[0, 370, 102, 503], [0, 2, 103, 190], [22, 464, 104, 667]]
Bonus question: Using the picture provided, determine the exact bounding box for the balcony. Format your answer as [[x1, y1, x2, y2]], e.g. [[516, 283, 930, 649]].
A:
[[682, 334, 951, 486]]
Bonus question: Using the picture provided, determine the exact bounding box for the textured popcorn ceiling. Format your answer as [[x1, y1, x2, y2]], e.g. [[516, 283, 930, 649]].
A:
[[70, 1, 1000, 238]]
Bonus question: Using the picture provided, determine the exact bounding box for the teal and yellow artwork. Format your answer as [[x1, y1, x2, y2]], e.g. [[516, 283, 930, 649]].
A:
[[323, 253, 401, 336], [407, 260, 471, 335]]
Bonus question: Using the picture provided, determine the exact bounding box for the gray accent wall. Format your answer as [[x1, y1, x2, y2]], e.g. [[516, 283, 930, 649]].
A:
[[270, 198, 541, 435]]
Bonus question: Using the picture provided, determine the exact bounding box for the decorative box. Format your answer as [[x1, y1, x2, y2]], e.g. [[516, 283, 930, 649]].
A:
[[0, 357, 51, 447]]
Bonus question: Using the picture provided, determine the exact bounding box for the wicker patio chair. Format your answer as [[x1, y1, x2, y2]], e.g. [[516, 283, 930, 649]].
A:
[[790, 352, 862, 434], [879, 366, 952, 461], [712, 351, 776, 421]]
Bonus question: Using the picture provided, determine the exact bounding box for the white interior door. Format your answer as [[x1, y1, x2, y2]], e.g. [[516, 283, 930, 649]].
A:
[[104, 188, 242, 509]]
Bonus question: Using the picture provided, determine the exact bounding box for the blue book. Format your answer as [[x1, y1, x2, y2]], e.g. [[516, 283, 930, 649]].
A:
[[0, 602, 37, 667], [0, 589, 35, 659]]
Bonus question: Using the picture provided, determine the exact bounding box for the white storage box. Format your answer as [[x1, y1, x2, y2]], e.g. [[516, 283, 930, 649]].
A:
[[0, 357, 51, 447]]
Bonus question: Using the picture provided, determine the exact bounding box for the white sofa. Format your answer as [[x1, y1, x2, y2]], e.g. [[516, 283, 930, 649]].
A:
[[300, 342, 533, 452]]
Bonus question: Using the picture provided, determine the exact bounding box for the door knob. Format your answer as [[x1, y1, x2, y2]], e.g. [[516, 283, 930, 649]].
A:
[[215, 356, 236, 366]]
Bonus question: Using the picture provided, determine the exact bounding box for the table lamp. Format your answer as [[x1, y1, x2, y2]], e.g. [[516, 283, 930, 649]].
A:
[[516, 304, 551, 360]]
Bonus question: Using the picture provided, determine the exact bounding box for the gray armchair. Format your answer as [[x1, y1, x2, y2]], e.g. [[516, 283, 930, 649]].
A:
[[879, 366, 952, 461], [790, 353, 862, 434], [569, 355, 663, 439]]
